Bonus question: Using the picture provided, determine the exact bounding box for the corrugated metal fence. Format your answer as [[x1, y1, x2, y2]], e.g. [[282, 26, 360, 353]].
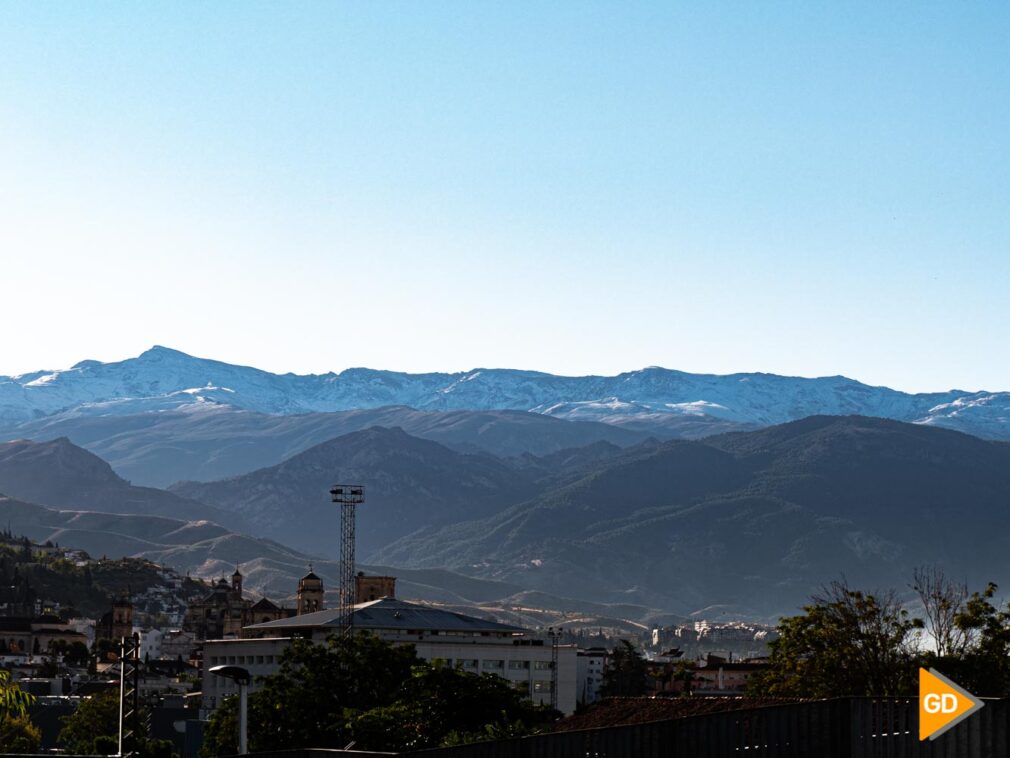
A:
[[401, 697, 1010, 758], [242, 698, 1010, 758]]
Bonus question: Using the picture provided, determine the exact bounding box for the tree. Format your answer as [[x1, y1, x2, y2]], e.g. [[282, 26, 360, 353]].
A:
[[385, 662, 549, 750], [202, 634, 556, 756], [599, 640, 649, 697], [911, 565, 969, 657], [64, 640, 91, 668], [59, 691, 170, 757], [59, 692, 119, 755], [671, 660, 696, 696], [0, 714, 41, 754], [250, 633, 418, 750], [935, 582, 1010, 697], [748, 580, 922, 698], [0, 670, 33, 722]]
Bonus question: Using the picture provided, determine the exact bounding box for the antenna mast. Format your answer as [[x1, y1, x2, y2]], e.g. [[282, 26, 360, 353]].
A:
[[330, 484, 364, 634]]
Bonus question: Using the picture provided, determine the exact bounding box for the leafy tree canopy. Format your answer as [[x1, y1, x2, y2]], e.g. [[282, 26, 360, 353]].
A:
[[202, 634, 556, 756], [748, 580, 922, 698], [58, 690, 171, 758], [59, 691, 119, 755], [0, 670, 33, 723], [0, 714, 41, 754], [599, 639, 649, 697]]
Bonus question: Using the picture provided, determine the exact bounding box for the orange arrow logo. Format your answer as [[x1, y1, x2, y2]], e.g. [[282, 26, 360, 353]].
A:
[[919, 667, 984, 740]]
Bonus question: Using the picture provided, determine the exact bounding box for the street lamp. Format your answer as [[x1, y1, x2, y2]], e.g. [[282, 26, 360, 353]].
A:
[[210, 665, 251, 755]]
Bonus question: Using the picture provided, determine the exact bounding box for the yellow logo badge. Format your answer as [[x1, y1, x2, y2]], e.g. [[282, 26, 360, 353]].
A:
[[919, 667, 984, 740]]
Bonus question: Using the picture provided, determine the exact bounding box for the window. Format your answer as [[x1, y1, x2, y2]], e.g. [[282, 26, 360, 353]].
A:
[[508, 660, 529, 670], [482, 660, 504, 671], [513, 681, 530, 693], [458, 659, 478, 671], [534, 661, 552, 670], [256, 655, 264, 664], [533, 680, 554, 693]]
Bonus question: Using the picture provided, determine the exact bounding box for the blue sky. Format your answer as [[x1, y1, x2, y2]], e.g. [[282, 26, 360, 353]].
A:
[[1, 2, 1007, 392]]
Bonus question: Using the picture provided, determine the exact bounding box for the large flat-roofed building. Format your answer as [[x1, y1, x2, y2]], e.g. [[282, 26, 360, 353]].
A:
[[202, 597, 577, 714]]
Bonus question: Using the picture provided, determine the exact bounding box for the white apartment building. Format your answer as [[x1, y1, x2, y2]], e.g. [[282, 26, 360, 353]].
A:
[[202, 597, 577, 715], [576, 646, 608, 705]]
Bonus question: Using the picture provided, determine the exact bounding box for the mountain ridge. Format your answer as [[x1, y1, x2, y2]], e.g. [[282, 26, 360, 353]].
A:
[[372, 415, 1010, 618], [3, 347, 1008, 441]]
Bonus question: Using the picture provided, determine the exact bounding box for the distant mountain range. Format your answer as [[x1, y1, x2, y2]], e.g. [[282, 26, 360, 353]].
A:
[[0, 437, 241, 526], [1, 404, 651, 488], [4, 347, 1010, 621], [2, 345, 1008, 439], [373, 416, 1010, 619], [169, 426, 545, 556], [0, 492, 537, 613], [3, 417, 1010, 620]]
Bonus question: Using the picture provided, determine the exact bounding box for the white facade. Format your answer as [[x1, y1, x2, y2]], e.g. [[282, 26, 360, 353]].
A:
[[202, 635, 577, 715], [139, 628, 163, 660], [202, 637, 291, 711], [410, 638, 577, 714], [201, 598, 578, 715], [576, 647, 608, 705]]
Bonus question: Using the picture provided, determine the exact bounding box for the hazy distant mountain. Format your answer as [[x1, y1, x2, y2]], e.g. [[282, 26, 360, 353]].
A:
[[2, 346, 1009, 441], [0, 438, 240, 526], [373, 416, 1010, 619], [7, 414, 1009, 621], [169, 426, 544, 557], [0, 493, 534, 609], [0, 404, 651, 487]]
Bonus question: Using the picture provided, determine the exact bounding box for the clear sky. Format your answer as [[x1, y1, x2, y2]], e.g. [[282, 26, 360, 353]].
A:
[[1, 2, 1007, 392]]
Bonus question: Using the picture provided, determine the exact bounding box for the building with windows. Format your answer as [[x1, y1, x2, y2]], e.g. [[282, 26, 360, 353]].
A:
[[576, 646, 609, 705], [0, 615, 89, 657], [202, 596, 577, 715]]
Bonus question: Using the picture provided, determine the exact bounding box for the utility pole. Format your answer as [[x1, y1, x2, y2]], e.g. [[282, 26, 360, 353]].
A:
[[330, 484, 364, 634]]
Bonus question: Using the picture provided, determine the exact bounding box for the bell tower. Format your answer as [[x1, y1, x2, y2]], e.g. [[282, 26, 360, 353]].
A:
[[296, 567, 324, 615], [111, 597, 133, 640], [231, 567, 243, 596]]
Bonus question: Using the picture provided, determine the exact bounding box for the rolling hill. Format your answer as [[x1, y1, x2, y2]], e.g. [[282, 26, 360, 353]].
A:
[[169, 426, 545, 556], [0, 438, 242, 526], [0, 404, 650, 487], [372, 416, 1010, 619]]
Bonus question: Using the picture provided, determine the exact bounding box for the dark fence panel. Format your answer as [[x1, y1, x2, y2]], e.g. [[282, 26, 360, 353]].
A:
[[397, 698, 1010, 758], [238, 699, 1010, 758]]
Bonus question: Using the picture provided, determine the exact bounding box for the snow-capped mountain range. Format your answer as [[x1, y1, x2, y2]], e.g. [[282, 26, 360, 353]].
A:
[[1, 346, 1009, 439]]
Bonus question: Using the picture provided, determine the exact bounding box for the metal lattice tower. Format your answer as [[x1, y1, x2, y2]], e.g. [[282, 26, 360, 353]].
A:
[[118, 633, 141, 758], [548, 627, 561, 711], [330, 484, 364, 634]]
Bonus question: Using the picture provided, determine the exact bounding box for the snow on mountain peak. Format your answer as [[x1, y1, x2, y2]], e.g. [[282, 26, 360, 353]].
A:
[[0, 348, 1008, 440]]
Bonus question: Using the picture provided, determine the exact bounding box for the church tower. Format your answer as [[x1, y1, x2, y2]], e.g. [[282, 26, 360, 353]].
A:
[[296, 567, 324, 615], [231, 567, 243, 596], [110, 597, 133, 640]]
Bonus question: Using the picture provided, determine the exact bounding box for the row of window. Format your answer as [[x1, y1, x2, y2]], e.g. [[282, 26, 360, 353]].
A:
[[207, 654, 552, 670], [207, 654, 276, 666], [447, 659, 553, 671], [513, 681, 555, 693]]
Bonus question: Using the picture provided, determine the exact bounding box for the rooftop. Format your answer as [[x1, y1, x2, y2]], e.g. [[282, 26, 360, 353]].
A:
[[244, 597, 525, 635]]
